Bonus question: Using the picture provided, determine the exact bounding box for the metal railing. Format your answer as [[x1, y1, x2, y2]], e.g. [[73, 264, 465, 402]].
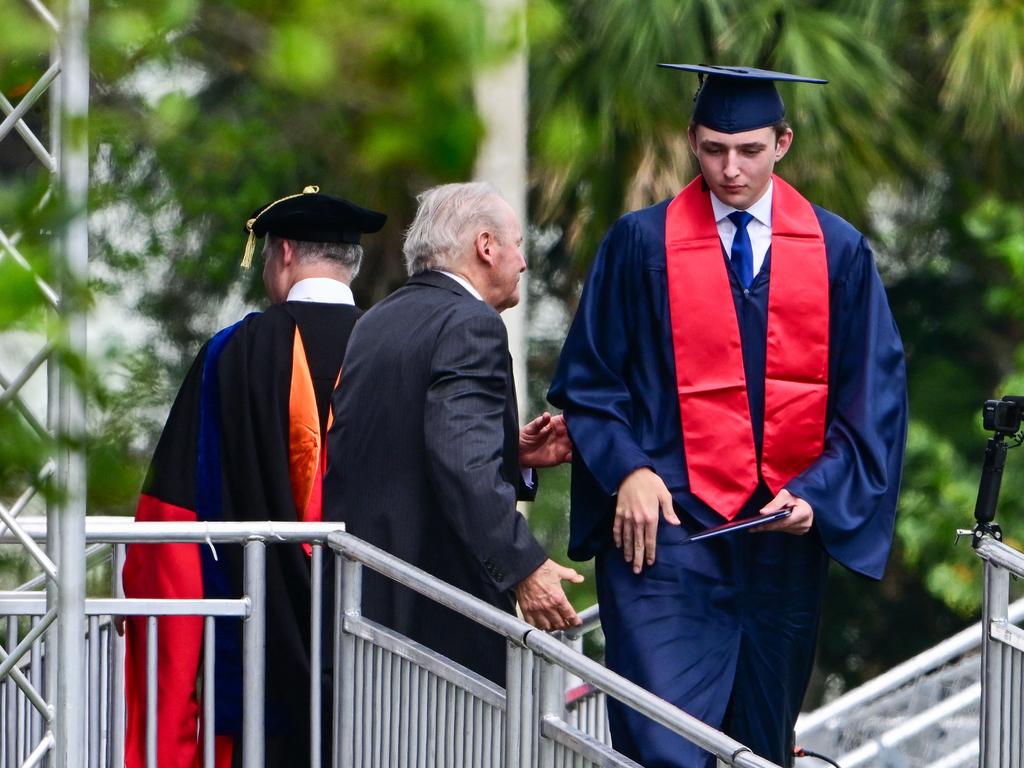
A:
[[329, 530, 781, 768], [1, 518, 784, 767], [0, 518, 345, 768], [794, 596, 1024, 767], [976, 533, 1024, 768]]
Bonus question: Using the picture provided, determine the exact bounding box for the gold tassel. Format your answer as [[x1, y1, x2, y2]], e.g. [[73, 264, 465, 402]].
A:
[[240, 220, 257, 268], [240, 186, 319, 268]]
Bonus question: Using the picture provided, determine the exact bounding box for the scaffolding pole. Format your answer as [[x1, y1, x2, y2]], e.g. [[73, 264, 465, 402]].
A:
[[54, 0, 89, 765]]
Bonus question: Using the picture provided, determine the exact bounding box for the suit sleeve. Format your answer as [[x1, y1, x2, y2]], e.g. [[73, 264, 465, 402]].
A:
[[785, 237, 908, 579], [424, 311, 547, 592], [547, 217, 654, 495]]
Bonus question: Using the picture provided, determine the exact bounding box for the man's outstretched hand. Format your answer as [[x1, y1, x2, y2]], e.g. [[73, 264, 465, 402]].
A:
[[519, 412, 572, 468], [515, 559, 584, 631]]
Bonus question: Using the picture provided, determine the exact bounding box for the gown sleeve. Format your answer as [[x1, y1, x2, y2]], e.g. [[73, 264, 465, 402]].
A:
[[547, 217, 654, 496], [784, 236, 908, 579]]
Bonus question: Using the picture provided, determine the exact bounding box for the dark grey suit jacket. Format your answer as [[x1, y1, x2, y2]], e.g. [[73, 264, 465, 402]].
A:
[[324, 270, 547, 684]]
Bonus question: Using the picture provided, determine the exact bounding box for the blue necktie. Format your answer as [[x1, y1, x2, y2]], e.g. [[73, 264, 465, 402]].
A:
[[728, 211, 754, 289]]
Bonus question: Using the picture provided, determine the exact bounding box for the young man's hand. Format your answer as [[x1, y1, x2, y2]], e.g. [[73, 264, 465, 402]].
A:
[[615, 468, 681, 574], [757, 488, 814, 534]]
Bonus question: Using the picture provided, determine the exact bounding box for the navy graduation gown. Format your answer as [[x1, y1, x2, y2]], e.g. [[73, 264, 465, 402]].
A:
[[547, 196, 907, 766]]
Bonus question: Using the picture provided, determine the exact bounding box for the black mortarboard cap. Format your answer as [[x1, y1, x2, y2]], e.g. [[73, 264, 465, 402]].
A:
[[240, 185, 387, 268], [658, 64, 827, 134]]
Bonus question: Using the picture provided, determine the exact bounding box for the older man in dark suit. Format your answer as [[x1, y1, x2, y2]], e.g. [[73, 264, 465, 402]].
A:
[[325, 182, 581, 685]]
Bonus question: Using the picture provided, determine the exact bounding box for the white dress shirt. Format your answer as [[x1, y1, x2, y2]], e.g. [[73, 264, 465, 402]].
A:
[[437, 270, 484, 301], [286, 277, 355, 305], [709, 180, 774, 279]]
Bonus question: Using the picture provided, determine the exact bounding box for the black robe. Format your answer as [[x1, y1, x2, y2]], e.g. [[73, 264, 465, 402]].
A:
[[122, 301, 360, 768]]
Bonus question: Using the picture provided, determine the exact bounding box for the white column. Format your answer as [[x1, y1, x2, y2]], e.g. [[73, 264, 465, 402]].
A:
[[474, 0, 529, 419]]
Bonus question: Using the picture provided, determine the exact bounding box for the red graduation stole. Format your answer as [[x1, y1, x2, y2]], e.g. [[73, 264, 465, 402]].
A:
[[665, 174, 829, 520]]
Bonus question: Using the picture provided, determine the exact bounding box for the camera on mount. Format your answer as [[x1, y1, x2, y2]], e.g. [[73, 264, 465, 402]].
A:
[[982, 396, 1024, 437], [973, 395, 1024, 541]]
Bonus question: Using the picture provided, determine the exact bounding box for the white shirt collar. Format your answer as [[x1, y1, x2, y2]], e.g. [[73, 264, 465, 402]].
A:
[[286, 277, 355, 305], [436, 270, 483, 301], [709, 179, 773, 229]]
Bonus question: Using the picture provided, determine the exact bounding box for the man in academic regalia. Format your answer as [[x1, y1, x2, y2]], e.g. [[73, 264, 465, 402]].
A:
[[548, 66, 908, 767], [121, 187, 386, 768], [325, 182, 583, 687]]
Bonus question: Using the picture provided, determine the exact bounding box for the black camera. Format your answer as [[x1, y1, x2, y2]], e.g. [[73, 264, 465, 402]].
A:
[[982, 396, 1024, 436]]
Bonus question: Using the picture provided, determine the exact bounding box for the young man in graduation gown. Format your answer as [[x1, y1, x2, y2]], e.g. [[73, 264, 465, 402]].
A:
[[548, 66, 908, 767], [121, 188, 386, 768], [325, 182, 583, 687]]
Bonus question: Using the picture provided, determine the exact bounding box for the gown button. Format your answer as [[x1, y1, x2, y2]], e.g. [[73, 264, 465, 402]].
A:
[[743, 288, 750, 298]]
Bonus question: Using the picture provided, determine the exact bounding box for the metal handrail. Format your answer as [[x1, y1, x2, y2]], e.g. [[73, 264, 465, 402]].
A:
[[975, 535, 1024, 575], [0, 516, 344, 543], [328, 530, 781, 768], [797, 595, 1024, 735]]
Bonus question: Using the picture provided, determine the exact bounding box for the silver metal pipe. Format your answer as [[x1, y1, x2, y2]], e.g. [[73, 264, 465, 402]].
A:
[[242, 539, 266, 768], [87, 615, 99, 768], [20, 731, 54, 768], [6, 618, 16, 768], [798, 593, 1024, 736], [0, 92, 57, 171], [982, 561, 1009, 768], [0, 609, 55, 680], [0, 61, 61, 144], [538, 656, 564, 768], [0, 644, 50, 720], [0, 518, 344, 543], [54, 0, 90, 762], [25, 0, 60, 31], [976, 536, 1024, 575], [29, 617, 43, 749], [15, 542, 104, 593], [337, 554, 361, 768], [204, 616, 215, 768], [0, 342, 54, 411], [0, 597, 248, 617], [109, 544, 126, 768], [145, 617, 157, 768], [310, 543, 322, 768], [0, 508, 57, 581]]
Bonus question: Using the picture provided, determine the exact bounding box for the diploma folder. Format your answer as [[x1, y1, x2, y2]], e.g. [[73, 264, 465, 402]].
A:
[[682, 507, 793, 544]]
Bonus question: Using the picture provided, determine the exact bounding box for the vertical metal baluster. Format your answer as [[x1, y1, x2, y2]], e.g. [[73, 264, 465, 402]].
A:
[[88, 615, 99, 768], [454, 688, 464, 767], [242, 538, 267, 768], [204, 616, 215, 768], [354, 639, 364, 766], [982, 561, 1008, 768], [416, 667, 428, 768], [310, 543, 322, 768], [376, 646, 388, 768], [426, 674, 437, 765], [504, 642, 523, 767], [6, 617, 16, 768], [338, 554, 361, 768], [537, 655, 563, 768], [110, 543, 127, 768], [399, 658, 409, 767], [145, 616, 158, 768], [29, 616, 42, 752], [389, 653, 399, 766], [99, 621, 109, 765]]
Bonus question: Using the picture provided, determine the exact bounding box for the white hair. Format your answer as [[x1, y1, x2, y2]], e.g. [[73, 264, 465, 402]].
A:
[[402, 182, 506, 276]]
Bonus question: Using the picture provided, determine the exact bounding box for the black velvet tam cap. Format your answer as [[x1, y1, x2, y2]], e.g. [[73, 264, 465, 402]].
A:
[[658, 64, 827, 133], [241, 185, 387, 267]]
